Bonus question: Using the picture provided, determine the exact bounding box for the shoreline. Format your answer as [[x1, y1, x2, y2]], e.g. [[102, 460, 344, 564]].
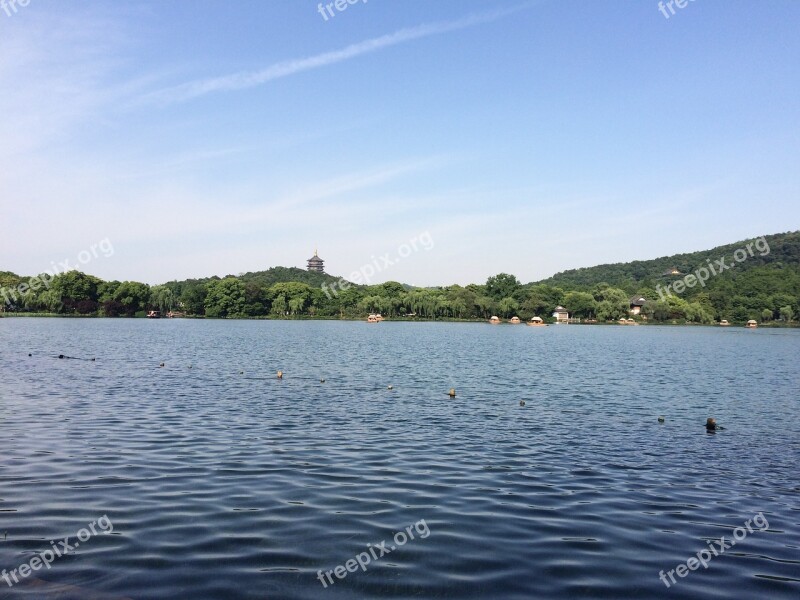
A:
[[1, 313, 797, 328]]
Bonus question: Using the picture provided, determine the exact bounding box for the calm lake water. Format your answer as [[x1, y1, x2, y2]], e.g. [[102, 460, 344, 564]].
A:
[[0, 319, 798, 599]]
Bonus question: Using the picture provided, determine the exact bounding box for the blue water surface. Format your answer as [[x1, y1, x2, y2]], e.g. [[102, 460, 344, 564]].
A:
[[0, 319, 798, 599]]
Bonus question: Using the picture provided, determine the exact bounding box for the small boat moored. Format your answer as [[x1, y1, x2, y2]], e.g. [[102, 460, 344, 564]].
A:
[[489, 316, 501, 324], [147, 310, 161, 319], [527, 316, 547, 326], [367, 314, 380, 323], [745, 319, 758, 328], [719, 319, 730, 326], [509, 316, 521, 324]]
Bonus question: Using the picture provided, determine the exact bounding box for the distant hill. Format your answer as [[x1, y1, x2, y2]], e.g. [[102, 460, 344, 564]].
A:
[[234, 267, 344, 288], [3, 232, 798, 323], [535, 231, 800, 294]]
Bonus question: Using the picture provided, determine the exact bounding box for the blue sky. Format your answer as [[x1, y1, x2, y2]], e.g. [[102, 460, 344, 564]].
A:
[[1, 0, 798, 286]]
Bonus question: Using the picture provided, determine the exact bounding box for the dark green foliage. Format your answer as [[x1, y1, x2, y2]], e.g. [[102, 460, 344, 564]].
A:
[[2, 232, 798, 322]]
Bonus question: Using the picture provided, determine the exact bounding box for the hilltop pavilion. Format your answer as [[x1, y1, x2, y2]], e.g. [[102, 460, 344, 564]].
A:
[[307, 250, 325, 273]]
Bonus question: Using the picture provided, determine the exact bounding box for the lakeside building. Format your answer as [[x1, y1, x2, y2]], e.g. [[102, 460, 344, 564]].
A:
[[629, 296, 647, 315], [553, 306, 569, 323], [307, 250, 325, 273]]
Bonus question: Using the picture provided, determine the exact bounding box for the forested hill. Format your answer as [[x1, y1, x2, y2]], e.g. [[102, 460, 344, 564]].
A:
[[2, 232, 799, 324], [236, 267, 342, 288], [536, 231, 800, 292]]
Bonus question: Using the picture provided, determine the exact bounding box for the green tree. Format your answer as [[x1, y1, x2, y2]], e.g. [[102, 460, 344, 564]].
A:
[[593, 287, 630, 318], [180, 283, 207, 315], [450, 299, 467, 318], [497, 296, 519, 318], [271, 294, 287, 316], [288, 296, 306, 315], [379, 281, 406, 297], [113, 281, 151, 316], [434, 297, 451, 319], [39, 289, 62, 313], [269, 282, 312, 304], [52, 271, 101, 304], [474, 296, 495, 319], [205, 278, 246, 318], [780, 305, 794, 322], [563, 291, 596, 318], [243, 282, 270, 316], [686, 301, 714, 324], [486, 273, 521, 300], [97, 280, 121, 303], [149, 285, 175, 313], [522, 285, 564, 317]]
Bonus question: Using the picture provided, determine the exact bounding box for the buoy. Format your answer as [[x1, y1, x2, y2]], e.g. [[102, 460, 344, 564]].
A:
[[277, 371, 283, 379], [448, 388, 456, 398], [28, 353, 32, 357], [240, 371, 244, 375], [658, 416, 665, 423], [520, 400, 526, 407]]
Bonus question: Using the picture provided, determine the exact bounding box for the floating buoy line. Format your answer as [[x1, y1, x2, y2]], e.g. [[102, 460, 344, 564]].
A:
[[55, 354, 96, 361], [30, 352, 532, 406]]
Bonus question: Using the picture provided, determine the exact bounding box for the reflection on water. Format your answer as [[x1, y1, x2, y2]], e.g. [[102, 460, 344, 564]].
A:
[[1, 319, 798, 599]]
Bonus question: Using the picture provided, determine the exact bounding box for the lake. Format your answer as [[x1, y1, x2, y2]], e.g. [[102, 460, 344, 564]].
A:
[[1, 319, 798, 599]]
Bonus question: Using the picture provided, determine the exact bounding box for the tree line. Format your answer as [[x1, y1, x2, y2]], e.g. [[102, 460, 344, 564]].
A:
[[1, 268, 796, 324]]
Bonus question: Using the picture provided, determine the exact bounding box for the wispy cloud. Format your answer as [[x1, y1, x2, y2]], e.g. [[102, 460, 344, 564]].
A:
[[139, 4, 533, 106]]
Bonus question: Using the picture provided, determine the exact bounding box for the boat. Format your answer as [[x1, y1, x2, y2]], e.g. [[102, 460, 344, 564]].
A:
[[367, 314, 379, 323], [489, 316, 501, 324], [375, 313, 384, 322], [527, 316, 547, 326], [509, 316, 521, 324], [719, 319, 730, 326], [146, 310, 161, 319], [745, 319, 758, 328]]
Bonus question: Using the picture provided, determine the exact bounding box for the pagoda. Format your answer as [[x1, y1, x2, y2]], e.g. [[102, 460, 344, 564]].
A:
[[307, 249, 324, 273]]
